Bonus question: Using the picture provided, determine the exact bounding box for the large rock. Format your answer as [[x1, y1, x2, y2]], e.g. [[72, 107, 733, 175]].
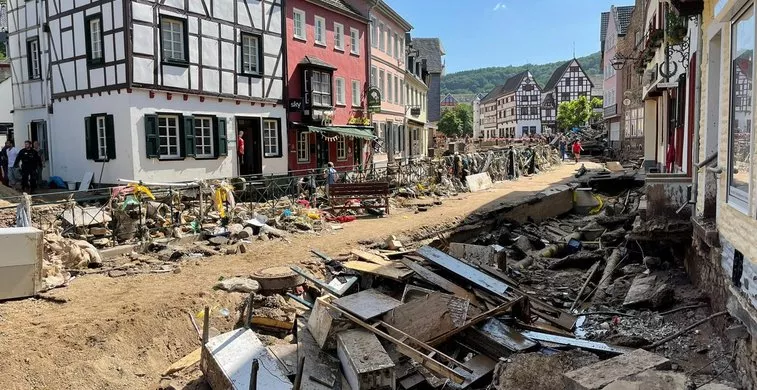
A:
[[214, 277, 261, 293], [602, 370, 688, 390], [622, 275, 674, 309], [492, 350, 599, 390], [563, 349, 670, 390]]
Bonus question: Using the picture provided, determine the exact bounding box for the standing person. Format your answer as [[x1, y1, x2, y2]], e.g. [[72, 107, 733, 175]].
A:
[[0, 141, 9, 185], [572, 140, 584, 164], [33, 141, 45, 187], [237, 131, 245, 175], [558, 135, 567, 161], [14, 140, 42, 193], [665, 137, 676, 173], [5, 141, 20, 188], [324, 162, 337, 196]]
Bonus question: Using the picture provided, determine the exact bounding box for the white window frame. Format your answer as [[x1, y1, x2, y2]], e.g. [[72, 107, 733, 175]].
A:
[[393, 76, 399, 104], [293, 8, 306, 40], [241, 34, 260, 74], [160, 17, 186, 62], [314, 16, 326, 46], [388, 27, 393, 57], [334, 22, 344, 51], [352, 80, 361, 107], [337, 136, 347, 160], [335, 77, 345, 105], [263, 119, 280, 157], [378, 22, 385, 52], [194, 116, 214, 158], [379, 69, 385, 101], [370, 66, 377, 87], [370, 17, 377, 48], [350, 28, 360, 55], [393, 32, 399, 59], [96, 116, 107, 160], [89, 17, 103, 61], [158, 115, 181, 159], [29, 39, 40, 79], [387, 73, 393, 104], [297, 131, 309, 162], [311, 70, 332, 106]]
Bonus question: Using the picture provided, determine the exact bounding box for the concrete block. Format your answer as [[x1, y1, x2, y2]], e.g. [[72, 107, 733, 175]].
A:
[[601, 370, 687, 390], [448, 242, 505, 267], [336, 329, 395, 390], [563, 349, 670, 390], [0, 227, 43, 300], [466, 172, 493, 192]]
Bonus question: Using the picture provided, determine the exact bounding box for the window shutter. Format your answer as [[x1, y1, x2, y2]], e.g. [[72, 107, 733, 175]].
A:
[[84, 116, 97, 160], [183, 115, 195, 158], [214, 117, 227, 157], [144, 114, 159, 158], [105, 114, 116, 160]]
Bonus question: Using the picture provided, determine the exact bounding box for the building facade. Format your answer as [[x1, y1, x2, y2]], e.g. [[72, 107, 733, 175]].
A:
[[411, 37, 444, 123], [284, 0, 371, 174], [404, 49, 428, 161], [541, 59, 594, 132], [472, 94, 482, 138], [440, 92, 457, 113], [602, 5, 635, 149], [480, 90, 499, 139], [615, 0, 646, 159], [478, 71, 542, 139], [6, 0, 287, 184]]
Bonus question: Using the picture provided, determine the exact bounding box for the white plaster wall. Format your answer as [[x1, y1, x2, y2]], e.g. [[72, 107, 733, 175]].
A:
[[0, 78, 13, 123], [515, 119, 542, 137], [47, 93, 135, 183], [127, 89, 288, 182]]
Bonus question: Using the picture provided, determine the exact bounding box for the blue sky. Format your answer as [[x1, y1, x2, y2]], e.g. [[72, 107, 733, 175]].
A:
[[385, 0, 632, 73]]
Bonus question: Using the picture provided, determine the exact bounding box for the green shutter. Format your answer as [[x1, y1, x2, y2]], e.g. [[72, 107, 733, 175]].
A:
[[84, 116, 97, 160], [105, 114, 116, 160], [144, 114, 159, 158], [215, 117, 228, 157], [183, 115, 195, 158]]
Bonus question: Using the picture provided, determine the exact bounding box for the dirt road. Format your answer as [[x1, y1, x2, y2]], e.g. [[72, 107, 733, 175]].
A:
[[0, 162, 593, 390]]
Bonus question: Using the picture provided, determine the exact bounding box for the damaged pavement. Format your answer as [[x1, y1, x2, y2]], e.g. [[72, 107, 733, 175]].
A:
[[160, 164, 745, 390]]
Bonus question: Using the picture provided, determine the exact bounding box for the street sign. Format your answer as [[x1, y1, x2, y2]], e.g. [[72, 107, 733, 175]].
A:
[[367, 87, 381, 113], [410, 107, 421, 116], [288, 98, 303, 112]]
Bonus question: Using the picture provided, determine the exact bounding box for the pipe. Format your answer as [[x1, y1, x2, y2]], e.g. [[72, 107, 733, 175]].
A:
[[691, 14, 703, 210], [696, 152, 717, 169]]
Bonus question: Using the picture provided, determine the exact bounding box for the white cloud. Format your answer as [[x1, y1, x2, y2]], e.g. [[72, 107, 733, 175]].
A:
[[493, 2, 507, 11]]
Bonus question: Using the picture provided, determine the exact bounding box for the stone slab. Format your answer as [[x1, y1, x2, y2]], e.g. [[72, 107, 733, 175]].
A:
[[622, 275, 674, 309], [333, 289, 402, 321], [602, 370, 687, 390], [563, 349, 670, 390], [449, 243, 505, 267], [466, 172, 493, 192]]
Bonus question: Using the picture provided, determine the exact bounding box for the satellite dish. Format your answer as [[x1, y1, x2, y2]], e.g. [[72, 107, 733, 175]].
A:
[[623, 98, 632, 106]]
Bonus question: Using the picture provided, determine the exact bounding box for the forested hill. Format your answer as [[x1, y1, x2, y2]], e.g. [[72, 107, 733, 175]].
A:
[[441, 51, 601, 97]]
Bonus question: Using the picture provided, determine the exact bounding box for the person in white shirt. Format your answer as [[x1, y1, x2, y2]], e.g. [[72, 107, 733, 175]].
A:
[[5, 141, 20, 187]]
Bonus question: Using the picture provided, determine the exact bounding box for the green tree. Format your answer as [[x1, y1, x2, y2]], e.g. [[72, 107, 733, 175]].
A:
[[590, 97, 604, 124], [454, 104, 474, 136], [438, 109, 463, 137], [556, 96, 593, 131]]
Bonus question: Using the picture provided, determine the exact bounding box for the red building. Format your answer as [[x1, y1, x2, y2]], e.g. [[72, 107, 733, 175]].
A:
[[285, 0, 372, 174]]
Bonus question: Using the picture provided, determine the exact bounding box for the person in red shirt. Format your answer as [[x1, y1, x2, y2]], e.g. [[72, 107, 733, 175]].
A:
[[665, 137, 676, 173], [572, 140, 583, 164], [237, 131, 245, 174]]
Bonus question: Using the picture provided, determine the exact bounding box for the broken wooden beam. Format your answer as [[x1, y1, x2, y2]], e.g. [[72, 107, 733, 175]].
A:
[[416, 246, 510, 298]]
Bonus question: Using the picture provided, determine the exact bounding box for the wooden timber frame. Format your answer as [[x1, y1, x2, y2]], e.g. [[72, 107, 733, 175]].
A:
[[318, 297, 472, 384], [327, 182, 390, 215]]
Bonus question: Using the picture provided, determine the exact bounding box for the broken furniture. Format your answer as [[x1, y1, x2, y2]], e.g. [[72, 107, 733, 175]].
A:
[[328, 182, 391, 215]]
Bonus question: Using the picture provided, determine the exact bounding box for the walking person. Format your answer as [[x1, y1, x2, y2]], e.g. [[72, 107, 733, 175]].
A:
[[324, 162, 337, 197], [5, 141, 20, 188], [14, 140, 43, 194], [558, 135, 567, 161], [572, 140, 584, 164], [237, 131, 245, 175]]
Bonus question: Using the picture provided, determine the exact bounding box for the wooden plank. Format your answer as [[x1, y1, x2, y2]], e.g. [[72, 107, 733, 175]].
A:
[[426, 298, 523, 346], [333, 289, 402, 321], [400, 285, 469, 327], [350, 249, 391, 265], [342, 261, 413, 281], [251, 316, 294, 331], [319, 298, 468, 385], [383, 292, 456, 342], [399, 258, 480, 305], [163, 347, 201, 376], [416, 246, 510, 298]]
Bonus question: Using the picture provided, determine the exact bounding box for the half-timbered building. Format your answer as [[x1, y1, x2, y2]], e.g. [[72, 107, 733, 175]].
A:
[[284, 0, 371, 174], [541, 59, 594, 132], [6, 0, 287, 184], [479, 70, 542, 139]]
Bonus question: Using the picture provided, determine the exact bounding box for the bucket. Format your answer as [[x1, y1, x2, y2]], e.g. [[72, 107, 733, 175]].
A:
[[67, 182, 77, 191]]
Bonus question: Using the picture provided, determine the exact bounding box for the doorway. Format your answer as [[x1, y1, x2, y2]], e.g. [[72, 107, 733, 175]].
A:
[[316, 134, 329, 168], [30, 120, 49, 179], [236, 117, 262, 176]]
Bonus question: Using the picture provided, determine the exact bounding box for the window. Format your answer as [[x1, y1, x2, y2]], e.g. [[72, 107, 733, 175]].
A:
[[297, 131, 309, 162], [350, 28, 360, 55], [241, 34, 260, 74], [578, 78, 584, 86], [530, 107, 538, 115], [293, 9, 306, 40], [393, 32, 399, 59], [158, 115, 181, 158], [520, 107, 528, 115], [311, 70, 332, 106], [394, 76, 398, 104], [371, 66, 377, 87], [379, 22, 385, 52], [263, 119, 281, 157], [27, 38, 40, 79], [96, 117, 107, 159], [314, 16, 325, 45], [160, 17, 187, 63], [194, 117, 214, 158], [531, 95, 538, 102], [370, 17, 377, 48], [335, 77, 345, 105], [561, 92, 570, 100], [337, 136, 347, 160], [387, 74, 393, 103], [400, 80, 404, 105], [379, 69, 385, 100], [728, 5, 754, 208], [352, 80, 361, 107], [85, 15, 103, 65], [523, 85, 534, 91], [334, 23, 344, 50], [545, 109, 552, 117], [388, 28, 393, 57], [565, 78, 571, 86], [399, 37, 404, 60], [85, 114, 115, 161]]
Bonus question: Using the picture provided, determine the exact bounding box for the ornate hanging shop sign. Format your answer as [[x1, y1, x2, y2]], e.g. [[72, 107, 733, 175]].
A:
[[367, 87, 382, 113]]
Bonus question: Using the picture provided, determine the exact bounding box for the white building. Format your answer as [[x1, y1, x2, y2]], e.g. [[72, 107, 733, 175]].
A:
[[472, 94, 482, 138], [479, 70, 542, 139], [541, 59, 594, 133], [6, 0, 287, 184]]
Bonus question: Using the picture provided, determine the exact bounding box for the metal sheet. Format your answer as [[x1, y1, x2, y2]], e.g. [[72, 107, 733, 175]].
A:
[[416, 246, 509, 298], [62, 206, 112, 226], [454, 354, 497, 389], [520, 330, 635, 355], [334, 289, 402, 321], [475, 318, 538, 353]]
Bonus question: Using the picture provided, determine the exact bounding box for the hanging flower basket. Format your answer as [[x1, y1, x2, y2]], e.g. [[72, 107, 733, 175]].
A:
[[666, 11, 688, 46]]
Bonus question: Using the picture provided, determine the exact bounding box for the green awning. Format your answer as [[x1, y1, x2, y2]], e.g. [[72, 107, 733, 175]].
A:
[[306, 126, 376, 140]]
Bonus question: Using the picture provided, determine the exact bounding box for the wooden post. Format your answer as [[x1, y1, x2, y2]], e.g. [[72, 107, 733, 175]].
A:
[[249, 359, 259, 390], [202, 306, 210, 345], [292, 356, 305, 390]]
